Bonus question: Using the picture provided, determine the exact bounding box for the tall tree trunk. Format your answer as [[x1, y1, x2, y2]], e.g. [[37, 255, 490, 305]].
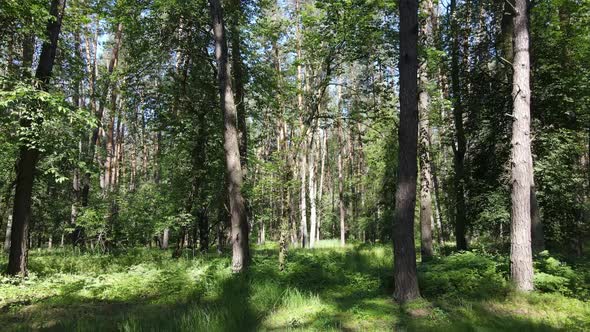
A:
[[503, 0, 544, 255], [393, 0, 420, 303], [294, 0, 308, 249], [80, 19, 99, 209], [309, 130, 318, 248], [418, 0, 435, 260], [209, 0, 249, 273], [317, 129, 327, 243], [337, 85, 346, 247], [230, 0, 247, 168], [300, 136, 308, 248], [8, 0, 66, 276], [510, 0, 534, 292], [419, 85, 434, 260], [449, 0, 467, 251]]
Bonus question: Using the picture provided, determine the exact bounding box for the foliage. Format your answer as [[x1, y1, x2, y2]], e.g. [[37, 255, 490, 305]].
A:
[[418, 252, 508, 300], [1, 245, 589, 331], [534, 251, 590, 299]]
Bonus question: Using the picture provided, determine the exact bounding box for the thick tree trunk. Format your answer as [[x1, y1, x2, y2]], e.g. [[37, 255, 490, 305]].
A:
[[510, 0, 534, 292], [393, 0, 420, 303], [449, 0, 467, 251], [209, 0, 249, 273], [8, 0, 66, 276], [503, 0, 544, 255]]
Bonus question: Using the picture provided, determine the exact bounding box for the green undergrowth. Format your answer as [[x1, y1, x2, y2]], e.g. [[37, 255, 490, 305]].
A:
[[0, 242, 588, 331]]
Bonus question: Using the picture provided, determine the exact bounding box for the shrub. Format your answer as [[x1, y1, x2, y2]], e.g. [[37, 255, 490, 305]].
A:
[[534, 251, 590, 299], [418, 252, 508, 300]]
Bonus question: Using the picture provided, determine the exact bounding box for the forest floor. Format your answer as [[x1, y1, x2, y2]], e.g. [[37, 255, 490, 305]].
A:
[[1, 240, 589, 331]]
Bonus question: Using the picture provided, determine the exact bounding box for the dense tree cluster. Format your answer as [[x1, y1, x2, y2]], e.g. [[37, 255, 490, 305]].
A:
[[1, 0, 589, 301]]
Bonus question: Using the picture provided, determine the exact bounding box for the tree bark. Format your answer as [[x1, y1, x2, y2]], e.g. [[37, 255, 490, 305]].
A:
[[8, 0, 66, 276], [309, 130, 318, 248], [337, 85, 346, 247], [317, 129, 327, 243], [502, 0, 544, 255], [209, 0, 249, 273], [418, 0, 435, 260], [393, 0, 421, 303], [294, 0, 309, 249], [449, 0, 467, 251], [161, 228, 169, 249], [510, 0, 534, 292], [419, 89, 434, 260], [230, 0, 247, 168], [4, 215, 12, 252]]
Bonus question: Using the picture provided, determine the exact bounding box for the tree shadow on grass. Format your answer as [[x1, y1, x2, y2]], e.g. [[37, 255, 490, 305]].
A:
[[2, 270, 262, 332], [0, 246, 572, 331]]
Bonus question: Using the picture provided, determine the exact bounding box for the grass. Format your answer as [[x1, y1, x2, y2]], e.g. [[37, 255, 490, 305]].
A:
[[0, 241, 588, 331]]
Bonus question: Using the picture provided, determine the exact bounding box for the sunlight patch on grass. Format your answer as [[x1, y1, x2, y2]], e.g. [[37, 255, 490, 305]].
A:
[[262, 288, 329, 330]]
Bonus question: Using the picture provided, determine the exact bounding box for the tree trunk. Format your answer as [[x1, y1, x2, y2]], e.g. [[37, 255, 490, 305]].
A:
[[8, 0, 66, 276], [418, 0, 435, 260], [309, 130, 318, 248], [337, 86, 346, 247], [80, 20, 99, 208], [209, 0, 249, 273], [299, 135, 308, 248], [393, 0, 420, 303], [510, 0, 534, 292], [449, 0, 467, 251], [199, 208, 209, 252], [317, 129, 327, 243], [294, 0, 308, 249], [230, 0, 247, 168], [503, 0, 544, 256], [161, 228, 169, 249], [531, 184, 544, 253], [4, 215, 12, 252], [419, 88, 434, 260]]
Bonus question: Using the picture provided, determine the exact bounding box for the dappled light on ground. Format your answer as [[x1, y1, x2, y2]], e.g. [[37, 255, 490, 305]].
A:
[[1, 242, 589, 331]]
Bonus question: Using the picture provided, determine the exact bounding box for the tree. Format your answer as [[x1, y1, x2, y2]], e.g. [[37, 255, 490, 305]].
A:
[[7, 0, 66, 276], [209, 0, 249, 273], [230, 0, 247, 168], [510, 0, 534, 292], [418, 0, 435, 261], [449, 0, 467, 251], [393, 0, 420, 303]]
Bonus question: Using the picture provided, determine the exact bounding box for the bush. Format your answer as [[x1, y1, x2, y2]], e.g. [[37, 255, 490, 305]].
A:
[[418, 252, 508, 300], [534, 251, 590, 299]]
